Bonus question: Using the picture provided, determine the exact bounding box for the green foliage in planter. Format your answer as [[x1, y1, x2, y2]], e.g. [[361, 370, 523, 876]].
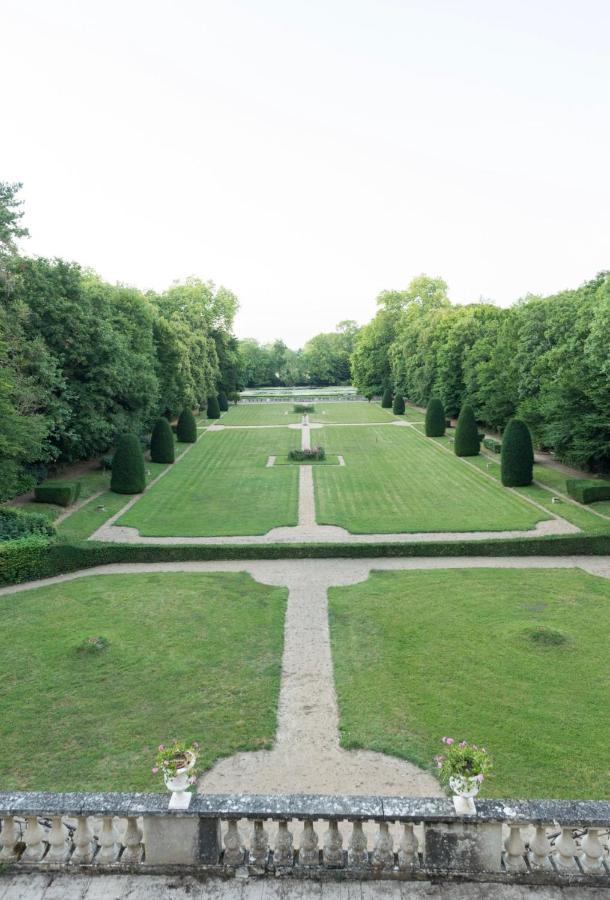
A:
[[381, 387, 393, 409], [483, 437, 502, 454], [425, 398, 445, 437], [34, 481, 81, 507], [293, 403, 315, 413], [218, 391, 229, 412], [176, 408, 197, 442], [287, 446, 326, 461], [454, 404, 480, 457], [392, 394, 405, 415], [206, 395, 221, 419], [501, 418, 534, 487], [150, 418, 175, 464], [110, 433, 146, 494], [0, 508, 55, 542], [566, 479, 610, 504]]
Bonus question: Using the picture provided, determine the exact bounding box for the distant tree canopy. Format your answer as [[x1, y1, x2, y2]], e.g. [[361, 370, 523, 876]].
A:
[[351, 272, 610, 471]]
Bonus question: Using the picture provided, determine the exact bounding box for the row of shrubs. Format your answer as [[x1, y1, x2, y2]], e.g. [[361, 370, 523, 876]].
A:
[[0, 508, 56, 543], [288, 447, 326, 461], [294, 403, 315, 413]]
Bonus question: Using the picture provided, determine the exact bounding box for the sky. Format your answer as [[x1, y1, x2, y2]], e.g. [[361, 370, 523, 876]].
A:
[[3, 0, 609, 348]]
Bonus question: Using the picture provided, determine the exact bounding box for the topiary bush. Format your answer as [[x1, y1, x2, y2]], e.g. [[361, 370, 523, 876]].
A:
[[0, 508, 55, 542], [566, 479, 610, 504], [110, 433, 146, 494], [425, 398, 445, 437], [454, 404, 480, 457], [218, 391, 229, 412], [381, 387, 393, 408], [501, 418, 534, 486], [34, 481, 81, 507], [176, 408, 197, 442], [206, 395, 221, 419], [294, 403, 315, 413], [392, 394, 405, 415], [150, 417, 175, 464]]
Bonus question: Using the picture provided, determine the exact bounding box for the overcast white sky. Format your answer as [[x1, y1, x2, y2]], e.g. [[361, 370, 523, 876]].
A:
[[3, 0, 609, 347]]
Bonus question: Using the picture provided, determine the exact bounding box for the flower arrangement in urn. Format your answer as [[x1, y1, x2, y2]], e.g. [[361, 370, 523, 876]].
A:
[[435, 737, 492, 814], [152, 739, 200, 809]]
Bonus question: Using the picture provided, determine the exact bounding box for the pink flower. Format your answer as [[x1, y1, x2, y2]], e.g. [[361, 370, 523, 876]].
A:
[[459, 741, 467, 749], [158, 744, 165, 751], [442, 737, 454, 745], [476, 773, 485, 782], [151, 767, 159, 774]]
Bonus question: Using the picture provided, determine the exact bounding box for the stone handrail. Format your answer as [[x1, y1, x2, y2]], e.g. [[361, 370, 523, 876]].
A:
[[1, 792, 609, 885]]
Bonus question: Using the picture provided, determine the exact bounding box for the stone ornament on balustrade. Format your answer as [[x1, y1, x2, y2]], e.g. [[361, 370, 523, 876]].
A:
[[1, 791, 610, 885]]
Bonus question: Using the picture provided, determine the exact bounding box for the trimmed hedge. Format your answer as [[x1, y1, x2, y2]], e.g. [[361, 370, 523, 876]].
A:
[[176, 408, 197, 442], [110, 433, 146, 494], [392, 394, 405, 415], [0, 508, 55, 542], [425, 398, 445, 437], [454, 404, 480, 457], [566, 479, 610, 504], [150, 418, 175, 464], [294, 403, 315, 413], [288, 446, 325, 461], [206, 395, 221, 419], [483, 437, 502, 454], [218, 391, 229, 412], [381, 388, 393, 409], [501, 418, 534, 487], [3, 532, 610, 587], [34, 481, 81, 507]]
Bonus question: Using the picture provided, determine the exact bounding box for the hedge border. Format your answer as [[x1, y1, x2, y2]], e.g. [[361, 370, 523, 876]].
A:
[[2, 533, 610, 587]]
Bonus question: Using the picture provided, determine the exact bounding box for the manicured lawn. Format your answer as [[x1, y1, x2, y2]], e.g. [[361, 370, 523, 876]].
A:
[[275, 455, 341, 466], [329, 567, 610, 798], [309, 402, 399, 424], [220, 403, 302, 425], [314, 426, 545, 533], [0, 572, 287, 791], [118, 428, 300, 536]]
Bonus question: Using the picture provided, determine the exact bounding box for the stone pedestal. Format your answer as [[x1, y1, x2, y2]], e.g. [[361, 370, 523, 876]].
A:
[[143, 816, 221, 866], [424, 821, 502, 873]]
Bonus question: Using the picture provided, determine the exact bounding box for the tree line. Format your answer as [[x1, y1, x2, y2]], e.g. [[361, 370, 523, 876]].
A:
[[351, 274, 610, 471]]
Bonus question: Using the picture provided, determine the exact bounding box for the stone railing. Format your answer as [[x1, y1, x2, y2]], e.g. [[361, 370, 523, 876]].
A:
[[1, 792, 610, 886]]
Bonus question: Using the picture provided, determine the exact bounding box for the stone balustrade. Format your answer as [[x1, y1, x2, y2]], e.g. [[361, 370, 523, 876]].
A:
[[1, 792, 610, 886]]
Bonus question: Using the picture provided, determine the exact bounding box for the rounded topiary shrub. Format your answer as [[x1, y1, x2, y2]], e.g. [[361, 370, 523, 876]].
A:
[[150, 417, 175, 464], [425, 398, 445, 437], [501, 418, 534, 487], [381, 387, 393, 408], [176, 408, 197, 443], [392, 394, 405, 415], [207, 395, 221, 419], [110, 433, 146, 494], [218, 391, 229, 412], [454, 404, 480, 457]]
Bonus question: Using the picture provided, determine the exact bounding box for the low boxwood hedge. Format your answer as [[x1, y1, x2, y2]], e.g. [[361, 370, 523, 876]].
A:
[[566, 479, 610, 504], [483, 437, 502, 453], [34, 481, 81, 507], [0, 508, 56, 542]]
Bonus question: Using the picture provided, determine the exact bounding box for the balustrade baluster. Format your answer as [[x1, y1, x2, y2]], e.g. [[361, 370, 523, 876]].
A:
[[121, 816, 142, 864], [580, 828, 604, 873], [372, 821, 394, 869], [398, 822, 418, 871], [223, 820, 244, 865], [529, 825, 552, 869], [71, 815, 95, 864], [0, 816, 20, 861], [46, 816, 70, 863], [554, 827, 578, 870], [273, 819, 293, 866], [97, 816, 120, 864], [22, 816, 46, 862], [347, 820, 368, 867], [249, 819, 269, 867], [323, 820, 343, 867], [299, 820, 319, 866], [504, 825, 527, 870]]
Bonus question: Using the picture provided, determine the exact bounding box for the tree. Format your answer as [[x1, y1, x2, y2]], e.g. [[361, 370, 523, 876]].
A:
[[392, 394, 405, 415], [206, 395, 221, 419], [381, 387, 393, 408], [425, 398, 445, 437], [110, 433, 145, 494], [501, 418, 534, 486], [218, 390, 229, 412], [0, 182, 29, 257], [454, 404, 479, 457], [150, 417, 175, 464], [176, 408, 197, 442]]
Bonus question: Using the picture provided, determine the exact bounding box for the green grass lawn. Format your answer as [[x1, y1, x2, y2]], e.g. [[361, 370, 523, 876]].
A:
[[309, 402, 400, 424], [118, 428, 300, 536], [0, 572, 286, 791], [314, 426, 545, 533], [274, 455, 341, 466], [220, 403, 302, 425], [329, 567, 610, 799]]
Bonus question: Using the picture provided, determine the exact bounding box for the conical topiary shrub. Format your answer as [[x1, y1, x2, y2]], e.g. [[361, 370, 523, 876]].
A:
[[501, 418, 534, 486], [425, 398, 446, 437], [176, 408, 197, 443], [207, 395, 221, 419], [150, 417, 175, 464], [110, 433, 146, 494], [454, 404, 480, 457], [392, 394, 405, 415], [381, 387, 393, 408], [218, 391, 229, 412]]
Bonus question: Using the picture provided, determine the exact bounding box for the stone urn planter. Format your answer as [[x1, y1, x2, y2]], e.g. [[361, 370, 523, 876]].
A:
[[164, 750, 197, 810], [449, 774, 481, 814]]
